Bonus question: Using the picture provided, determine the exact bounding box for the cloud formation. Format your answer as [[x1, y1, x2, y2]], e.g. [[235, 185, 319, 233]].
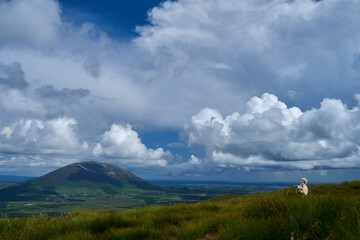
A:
[[0, 62, 28, 90], [0, 120, 172, 173], [2, 0, 360, 128], [0, 0, 60, 46], [1, 0, 360, 178], [161, 155, 203, 176], [93, 124, 171, 167], [0, 63, 170, 172], [135, 0, 360, 112], [0, 117, 81, 155], [186, 93, 360, 171]]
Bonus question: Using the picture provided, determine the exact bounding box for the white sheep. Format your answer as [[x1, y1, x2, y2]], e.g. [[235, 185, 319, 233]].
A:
[[294, 178, 308, 196]]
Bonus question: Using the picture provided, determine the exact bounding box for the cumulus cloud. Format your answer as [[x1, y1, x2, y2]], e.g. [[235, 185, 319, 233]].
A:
[[2, 0, 360, 129], [1, 0, 360, 177], [0, 60, 168, 168], [186, 93, 360, 171], [93, 124, 172, 167], [0, 119, 172, 168], [0, 117, 82, 155], [134, 0, 360, 113]]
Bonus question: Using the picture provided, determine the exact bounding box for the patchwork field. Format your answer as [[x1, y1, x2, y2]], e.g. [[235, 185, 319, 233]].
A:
[[0, 182, 268, 217]]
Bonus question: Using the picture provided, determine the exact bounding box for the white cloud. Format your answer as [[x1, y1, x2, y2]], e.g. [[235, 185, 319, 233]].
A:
[[188, 155, 200, 165], [186, 93, 360, 171], [166, 142, 186, 148], [133, 0, 360, 117], [355, 93, 360, 103], [0, 88, 45, 118], [0, 119, 173, 169], [0, 61, 171, 168], [1, 0, 360, 129], [93, 124, 171, 167], [1, 0, 360, 177], [1, 126, 13, 138], [0, 0, 61, 46], [0, 117, 82, 155], [0, 155, 80, 176], [162, 155, 204, 176]]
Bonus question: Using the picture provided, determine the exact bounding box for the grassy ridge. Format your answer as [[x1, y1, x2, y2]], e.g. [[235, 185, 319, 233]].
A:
[[0, 182, 11, 190], [1, 181, 359, 240]]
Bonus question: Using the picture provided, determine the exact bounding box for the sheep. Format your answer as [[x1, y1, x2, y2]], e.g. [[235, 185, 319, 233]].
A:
[[294, 178, 308, 196]]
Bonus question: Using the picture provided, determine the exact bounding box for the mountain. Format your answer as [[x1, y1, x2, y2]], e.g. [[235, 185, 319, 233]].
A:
[[0, 161, 156, 201], [37, 161, 152, 187], [0, 161, 270, 217]]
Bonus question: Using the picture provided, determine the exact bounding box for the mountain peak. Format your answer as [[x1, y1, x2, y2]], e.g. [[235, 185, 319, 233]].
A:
[[0, 161, 156, 202], [37, 161, 153, 188]]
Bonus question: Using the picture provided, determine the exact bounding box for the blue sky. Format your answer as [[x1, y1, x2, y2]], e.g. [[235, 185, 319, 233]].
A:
[[0, 0, 360, 183], [59, 0, 167, 39]]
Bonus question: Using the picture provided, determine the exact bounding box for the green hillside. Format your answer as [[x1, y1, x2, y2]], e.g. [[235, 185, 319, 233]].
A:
[[0, 161, 156, 203], [0, 161, 267, 217], [1, 181, 359, 240], [0, 182, 10, 190]]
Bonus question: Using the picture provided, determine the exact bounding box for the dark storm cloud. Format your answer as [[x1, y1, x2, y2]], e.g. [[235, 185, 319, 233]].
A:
[[33, 85, 93, 120], [83, 56, 101, 79], [0, 62, 29, 90], [35, 85, 90, 102]]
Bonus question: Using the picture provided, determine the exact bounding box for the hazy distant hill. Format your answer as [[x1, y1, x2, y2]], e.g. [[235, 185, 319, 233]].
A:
[[0, 175, 33, 183], [0, 161, 155, 201]]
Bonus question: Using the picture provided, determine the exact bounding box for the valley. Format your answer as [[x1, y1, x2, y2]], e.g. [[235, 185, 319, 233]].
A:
[[0, 162, 269, 217], [0, 182, 268, 217]]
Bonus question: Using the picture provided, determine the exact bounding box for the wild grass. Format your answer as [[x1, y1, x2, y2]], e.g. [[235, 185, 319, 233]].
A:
[[1, 181, 359, 240]]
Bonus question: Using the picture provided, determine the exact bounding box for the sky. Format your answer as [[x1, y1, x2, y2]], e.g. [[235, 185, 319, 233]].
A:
[[0, 0, 360, 183]]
